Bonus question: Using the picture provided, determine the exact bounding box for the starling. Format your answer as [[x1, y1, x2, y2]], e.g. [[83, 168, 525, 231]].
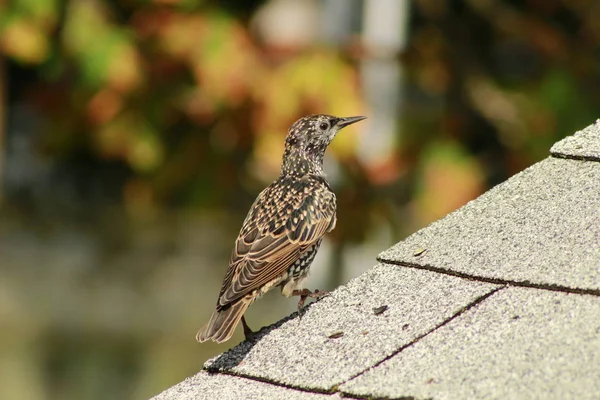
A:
[[196, 114, 366, 343]]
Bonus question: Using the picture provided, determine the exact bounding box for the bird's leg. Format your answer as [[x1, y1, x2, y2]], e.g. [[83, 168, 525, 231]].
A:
[[241, 316, 255, 341], [292, 288, 330, 317]]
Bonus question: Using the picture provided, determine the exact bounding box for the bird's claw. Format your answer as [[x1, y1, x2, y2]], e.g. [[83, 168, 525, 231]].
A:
[[295, 289, 330, 319], [311, 289, 330, 299]]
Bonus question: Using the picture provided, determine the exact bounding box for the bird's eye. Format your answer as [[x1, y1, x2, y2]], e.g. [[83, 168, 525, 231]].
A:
[[319, 122, 329, 130]]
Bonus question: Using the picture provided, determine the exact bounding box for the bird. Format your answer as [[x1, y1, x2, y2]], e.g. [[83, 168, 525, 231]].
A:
[[196, 114, 366, 343]]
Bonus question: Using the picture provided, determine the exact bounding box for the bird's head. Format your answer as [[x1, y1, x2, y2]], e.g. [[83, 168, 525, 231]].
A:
[[282, 114, 366, 176]]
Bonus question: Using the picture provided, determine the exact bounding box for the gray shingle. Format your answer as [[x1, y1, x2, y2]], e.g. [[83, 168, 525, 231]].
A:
[[379, 157, 600, 293], [204, 264, 499, 391], [150, 371, 340, 400], [551, 120, 600, 161], [154, 122, 600, 400], [341, 286, 600, 399]]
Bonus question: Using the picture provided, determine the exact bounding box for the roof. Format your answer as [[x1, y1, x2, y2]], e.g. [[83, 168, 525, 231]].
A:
[[151, 120, 600, 399]]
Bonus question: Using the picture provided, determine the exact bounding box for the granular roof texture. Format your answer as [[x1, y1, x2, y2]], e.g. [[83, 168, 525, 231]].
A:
[[152, 120, 600, 400]]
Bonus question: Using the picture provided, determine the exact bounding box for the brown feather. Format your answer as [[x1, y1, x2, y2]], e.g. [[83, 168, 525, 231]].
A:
[[216, 179, 335, 310], [196, 297, 252, 343], [196, 114, 365, 343]]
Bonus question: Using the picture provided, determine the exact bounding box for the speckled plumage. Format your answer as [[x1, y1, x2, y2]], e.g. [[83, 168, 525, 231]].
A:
[[196, 114, 366, 343]]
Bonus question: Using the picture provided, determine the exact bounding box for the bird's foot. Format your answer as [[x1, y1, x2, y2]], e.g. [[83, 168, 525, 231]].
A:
[[292, 289, 330, 318], [241, 316, 256, 341]]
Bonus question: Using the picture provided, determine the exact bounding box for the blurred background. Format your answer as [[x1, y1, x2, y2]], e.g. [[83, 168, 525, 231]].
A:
[[1, 0, 599, 399]]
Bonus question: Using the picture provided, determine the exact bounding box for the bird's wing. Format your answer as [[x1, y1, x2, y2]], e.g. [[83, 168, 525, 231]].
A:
[[216, 180, 336, 309]]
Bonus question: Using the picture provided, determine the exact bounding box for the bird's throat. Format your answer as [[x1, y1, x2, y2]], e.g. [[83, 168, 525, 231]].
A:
[[281, 149, 325, 177]]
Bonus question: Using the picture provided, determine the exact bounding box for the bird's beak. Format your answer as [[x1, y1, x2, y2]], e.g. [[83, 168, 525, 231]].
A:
[[337, 116, 367, 128]]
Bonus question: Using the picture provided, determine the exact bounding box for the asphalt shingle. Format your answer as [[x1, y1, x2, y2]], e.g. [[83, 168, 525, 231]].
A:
[[152, 122, 600, 400], [341, 286, 600, 399], [204, 264, 499, 391], [379, 157, 600, 293], [551, 120, 600, 161], [150, 370, 339, 400]]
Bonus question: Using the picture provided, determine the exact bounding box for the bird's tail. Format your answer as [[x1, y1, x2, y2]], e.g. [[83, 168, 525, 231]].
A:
[[196, 299, 251, 343]]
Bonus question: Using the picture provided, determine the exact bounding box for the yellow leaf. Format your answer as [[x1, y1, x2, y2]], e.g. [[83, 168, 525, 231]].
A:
[[0, 20, 49, 63]]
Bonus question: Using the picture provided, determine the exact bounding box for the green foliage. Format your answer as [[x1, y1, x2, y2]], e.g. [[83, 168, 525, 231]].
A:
[[2, 1, 600, 399], [0, 0, 58, 63]]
